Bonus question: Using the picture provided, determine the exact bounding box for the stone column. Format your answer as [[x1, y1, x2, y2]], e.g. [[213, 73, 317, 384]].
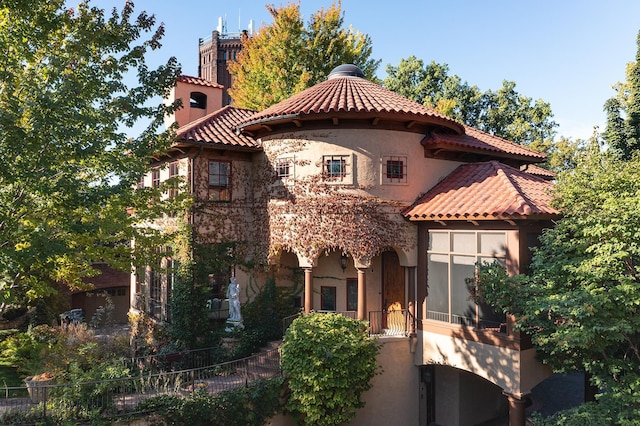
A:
[[357, 268, 367, 320], [304, 267, 313, 314], [504, 392, 528, 426]]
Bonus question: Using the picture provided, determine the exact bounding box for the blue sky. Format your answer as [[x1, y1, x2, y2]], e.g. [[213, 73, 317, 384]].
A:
[[89, 0, 640, 141]]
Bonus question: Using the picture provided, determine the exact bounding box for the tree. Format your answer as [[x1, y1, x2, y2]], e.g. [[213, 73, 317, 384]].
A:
[[477, 146, 640, 424], [604, 30, 640, 160], [228, 1, 380, 110], [383, 56, 558, 147], [0, 1, 181, 315], [281, 313, 380, 426]]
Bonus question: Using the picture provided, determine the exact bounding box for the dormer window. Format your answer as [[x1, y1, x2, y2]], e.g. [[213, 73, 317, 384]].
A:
[[190, 92, 207, 109]]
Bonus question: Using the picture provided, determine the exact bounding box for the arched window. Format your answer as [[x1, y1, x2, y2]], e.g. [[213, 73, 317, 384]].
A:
[[190, 91, 207, 109]]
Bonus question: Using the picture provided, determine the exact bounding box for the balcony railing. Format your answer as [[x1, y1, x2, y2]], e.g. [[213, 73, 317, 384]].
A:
[[368, 309, 416, 337], [427, 310, 507, 334]]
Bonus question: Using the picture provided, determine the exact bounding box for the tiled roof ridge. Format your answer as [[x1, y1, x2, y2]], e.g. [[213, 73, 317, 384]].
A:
[[178, 74, 225, 89], [492, 161, 534, 216], [176, 105, 235, 134], [174, 106, 259, 149]]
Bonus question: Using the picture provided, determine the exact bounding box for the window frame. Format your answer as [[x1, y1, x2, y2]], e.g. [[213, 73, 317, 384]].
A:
[[208, 160, 231, 202], [321, 286, 337, 311], [151, 169, 160, 187], [322, 154, 352, 184], [426, 230, 507, 330], [276, 156, 295, 183], [346, 278, 358, 311], [381, 154, 408, 185]]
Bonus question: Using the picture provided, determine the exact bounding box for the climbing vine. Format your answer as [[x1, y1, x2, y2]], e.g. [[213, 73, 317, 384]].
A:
[[259, 135, 416, 266]]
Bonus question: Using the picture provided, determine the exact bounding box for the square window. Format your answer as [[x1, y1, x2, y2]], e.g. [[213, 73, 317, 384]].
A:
[[322, 155, 350, 182], [387, 160, 404, 179], [382, 155, 408, 184], [276, 157, 293, 180]]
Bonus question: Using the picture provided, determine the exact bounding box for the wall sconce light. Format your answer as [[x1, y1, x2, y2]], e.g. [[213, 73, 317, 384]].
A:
[[339, 254, 348, 272]]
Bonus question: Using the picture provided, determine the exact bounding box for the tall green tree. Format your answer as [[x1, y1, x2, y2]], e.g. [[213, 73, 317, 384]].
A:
[[0, 1, 181, 315], [383, 56, 558, 147], [604, 30, 640, 160], [228, 1, 380, 110], [477, 146, 640, 424]]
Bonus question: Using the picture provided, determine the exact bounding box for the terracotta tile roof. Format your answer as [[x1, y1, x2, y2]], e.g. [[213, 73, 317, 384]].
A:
[[423, 125, 547, 163], [403, 161, 559, 221], [238, 75, 465, 134], [175, 106, 259, 150], [178, 74, 224, 89], [520, 163, 555, 180]]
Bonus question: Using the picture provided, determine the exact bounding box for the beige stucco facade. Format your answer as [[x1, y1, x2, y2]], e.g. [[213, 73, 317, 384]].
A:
[[131, 68, 561, 426]]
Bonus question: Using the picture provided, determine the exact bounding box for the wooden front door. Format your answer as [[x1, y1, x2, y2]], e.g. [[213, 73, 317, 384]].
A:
[[382, 250, 404, 311]]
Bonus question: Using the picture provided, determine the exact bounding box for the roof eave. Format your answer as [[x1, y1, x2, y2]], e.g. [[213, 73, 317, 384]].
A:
[[404, 213, 560, 223], [422, 141, 546, 165]]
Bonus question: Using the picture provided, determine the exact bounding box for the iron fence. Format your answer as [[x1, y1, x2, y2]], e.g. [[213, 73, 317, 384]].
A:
[[0, 348, 281, 424]]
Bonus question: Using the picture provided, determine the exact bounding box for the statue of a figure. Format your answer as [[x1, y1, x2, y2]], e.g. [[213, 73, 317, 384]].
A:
[[226, 277, 242, 324]]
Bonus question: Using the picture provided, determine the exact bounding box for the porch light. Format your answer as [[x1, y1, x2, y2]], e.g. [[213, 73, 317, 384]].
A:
[[339, 254, 348, 272]]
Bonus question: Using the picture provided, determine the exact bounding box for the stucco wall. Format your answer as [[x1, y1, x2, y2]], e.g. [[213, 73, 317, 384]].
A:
[[351, 337, 419, 426], [421, 330, 551, 396], [261, 128, 461, 204]]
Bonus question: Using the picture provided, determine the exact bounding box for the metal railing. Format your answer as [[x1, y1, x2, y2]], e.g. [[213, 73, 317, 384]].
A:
[[427, 310, 507, 334], [369, 309, 416, 337], [131, 345, 227, 372], [0, 348, 281, 423], [283, 310, 415, 337]]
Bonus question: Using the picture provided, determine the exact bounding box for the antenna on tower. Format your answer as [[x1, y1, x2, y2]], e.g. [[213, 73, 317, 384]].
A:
[[238, 9, 241, 32], [216, 16, 223, 33]]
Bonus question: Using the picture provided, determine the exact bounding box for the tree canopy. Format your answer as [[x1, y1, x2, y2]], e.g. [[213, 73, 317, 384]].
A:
[[0, 0, 181, 315], [604, 30, 640, 160], [383, 56, 558, 147], [228, 1, 380, 110], [477, 146, 640, 424]]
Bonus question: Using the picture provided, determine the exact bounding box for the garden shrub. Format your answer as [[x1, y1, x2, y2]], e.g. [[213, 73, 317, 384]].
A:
[[281, 312, 380, 426], [137, 377, 285, 426]]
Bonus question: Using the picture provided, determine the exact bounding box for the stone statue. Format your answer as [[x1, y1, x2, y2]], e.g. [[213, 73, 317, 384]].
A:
[[225, 277, 243, 331]]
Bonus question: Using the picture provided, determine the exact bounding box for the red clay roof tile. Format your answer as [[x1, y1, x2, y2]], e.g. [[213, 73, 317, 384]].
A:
[[178, 74, 225, 89], [423, 126, 547, 162], [520, 163, 555, 180], [403, 161, 559, 221], [239, 76, 465, 134], [175, 106, 259, 149]]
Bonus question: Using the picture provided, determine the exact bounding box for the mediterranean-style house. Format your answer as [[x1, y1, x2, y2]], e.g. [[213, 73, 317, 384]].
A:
[[131, 64, 559, 426]]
